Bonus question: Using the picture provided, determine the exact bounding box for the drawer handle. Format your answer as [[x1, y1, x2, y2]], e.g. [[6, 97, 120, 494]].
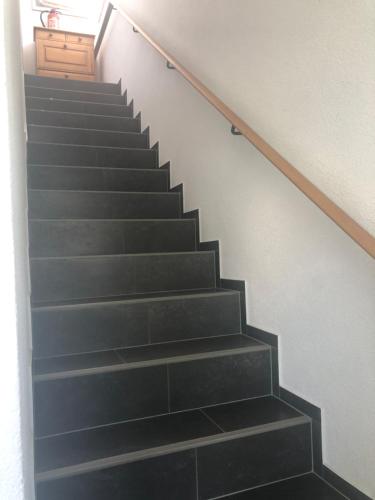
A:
[[48, 33, 53, 38], [64, 74, 69, 79], [63, 44, 67, 49], [78, 37, 82, 42]]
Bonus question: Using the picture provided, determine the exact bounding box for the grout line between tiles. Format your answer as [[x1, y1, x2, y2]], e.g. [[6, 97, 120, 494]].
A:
[[195, 449, 199, 500], [35, 394, 273, 441], [166, 365, 171, 413], [312, 472, 350, 500], [199, 409, 225, 433], [207, 471, 314, 499]]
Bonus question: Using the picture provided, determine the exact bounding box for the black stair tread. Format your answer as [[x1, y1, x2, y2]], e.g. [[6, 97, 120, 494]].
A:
[[27, 164, 159, 171], [26, 110, 133, 121], [25, 84, 122, 98], [28, 123, 147, 137], [203, 395, 302, 432], [35, 396, 304, 479], [29, 217, 191, 222], [27, 164, 168, 193], [28, 124, 149, 149], [24, 74, 121, 94], [28, 189, 179, 221], [27, 142, 153, 154], [31, 287, 237, 309], [33, 334, 264, 378], [26, 96, 132, 117], [224, 473, 345, 499], [27, 142, 157, 169], [25, 85, 125, 103], [35, 410, 220, 476], [26, 109, 141, 132]]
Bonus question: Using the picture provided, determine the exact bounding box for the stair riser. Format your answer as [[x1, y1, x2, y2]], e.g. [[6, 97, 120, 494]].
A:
[[29, 191, 180, 220], [36, 424, 311, 500], [25, 74, 121, 94], [32, 293, 241, 357], [31, 252, 216, 303], [29, 220, 196, 258], [28, 125, 149, 149], [34, 350, 271, 436], [25, 86, 125, 105], [26, 97, 133, 117], [27, 143, 157, 169], [28, 166, 168, 193], [27, 110, 141, 133]]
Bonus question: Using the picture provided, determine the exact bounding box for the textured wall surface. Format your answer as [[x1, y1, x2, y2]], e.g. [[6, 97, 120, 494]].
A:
[[113, 0, 375, 236], [98, 4, 375, 496], [0, 1, 34, 499]]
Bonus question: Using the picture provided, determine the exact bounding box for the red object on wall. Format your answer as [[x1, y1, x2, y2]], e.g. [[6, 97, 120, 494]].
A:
[[40, 9, 61, 29]]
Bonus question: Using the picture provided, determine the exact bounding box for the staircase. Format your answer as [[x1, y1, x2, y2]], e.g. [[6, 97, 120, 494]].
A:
[[26, 74, 346, 500]]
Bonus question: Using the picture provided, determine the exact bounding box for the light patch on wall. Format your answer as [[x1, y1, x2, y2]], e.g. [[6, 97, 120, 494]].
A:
[[32, 0, 104, 20]]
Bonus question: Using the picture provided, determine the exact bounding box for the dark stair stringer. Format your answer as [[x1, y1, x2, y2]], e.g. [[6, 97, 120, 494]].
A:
[[25, 74, 346, 500]]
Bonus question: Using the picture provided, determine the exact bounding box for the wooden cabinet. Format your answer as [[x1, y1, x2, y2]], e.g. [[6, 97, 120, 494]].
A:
[[34, 27, 95, 81]]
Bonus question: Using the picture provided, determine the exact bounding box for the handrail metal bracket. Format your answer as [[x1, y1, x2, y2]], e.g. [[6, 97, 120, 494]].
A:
[[166, 61, 176, 70], [231, 125, 242, 136], [133, 26, 139, 33]]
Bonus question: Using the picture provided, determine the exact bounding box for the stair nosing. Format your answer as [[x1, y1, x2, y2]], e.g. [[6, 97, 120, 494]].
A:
[[27, 164, 163, 172], [33, 341, 269, 383], [29, 188, 176, 195], [32, 332, 243, 362], [25, 84, 125, 99], [26, 96, 131, 110], [29, 218, 193, 222], [28, 123, 147, 137], [30, 250, 215, 261], [31, 289, 239, 311], [27, 141, 155, 153], [35, 415, 309, 483], [27, 109, 137, 122]]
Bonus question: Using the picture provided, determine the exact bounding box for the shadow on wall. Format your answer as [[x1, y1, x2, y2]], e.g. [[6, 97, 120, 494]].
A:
[[23, 42, 35, 74]]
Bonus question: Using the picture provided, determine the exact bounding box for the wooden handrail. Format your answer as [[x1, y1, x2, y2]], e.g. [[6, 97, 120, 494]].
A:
[[98, 2, 375, 258]]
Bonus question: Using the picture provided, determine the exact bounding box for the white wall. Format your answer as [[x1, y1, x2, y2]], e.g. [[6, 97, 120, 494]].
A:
[[111, 0, 375, 236], [98, 4, 375, 497], [0, 1, 34, 499]]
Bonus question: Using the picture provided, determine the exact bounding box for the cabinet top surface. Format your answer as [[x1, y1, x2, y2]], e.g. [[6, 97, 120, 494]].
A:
[[34, 26, 95, 39]]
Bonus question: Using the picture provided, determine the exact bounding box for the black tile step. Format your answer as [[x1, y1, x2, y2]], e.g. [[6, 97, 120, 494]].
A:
[[26, 109, 141, 132], [28, 190, 180, 220], [28, 125, 149, 149], [31, 289, 242, 358], [25, 85, 125, 105], [34, 334, 265, 379], [27, 142, 157, 169], [26, 96, 133, 117], [27, 165, 168, 192], [30, 251, 217, 303], [225, 473, 345, 499], [33, 345, 272, 437], [29, 218, 196, 257], [35, 396, 306, 480], [24, 74, 121, 95]]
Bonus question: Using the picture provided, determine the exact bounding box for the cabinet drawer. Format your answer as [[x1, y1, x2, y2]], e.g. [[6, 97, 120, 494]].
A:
[[37, 69, 96, 81], [35, 29, 66, 42], [36, 39, 94, 75], [66, 34, 93, 45]]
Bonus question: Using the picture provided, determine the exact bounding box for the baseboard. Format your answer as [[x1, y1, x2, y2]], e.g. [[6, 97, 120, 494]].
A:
[[321, 466, 373, 500], [221, 279, 247, 332], [279, 386, 322, 475], [245, 325, 279, 397], [244, 324, 372, 500]]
